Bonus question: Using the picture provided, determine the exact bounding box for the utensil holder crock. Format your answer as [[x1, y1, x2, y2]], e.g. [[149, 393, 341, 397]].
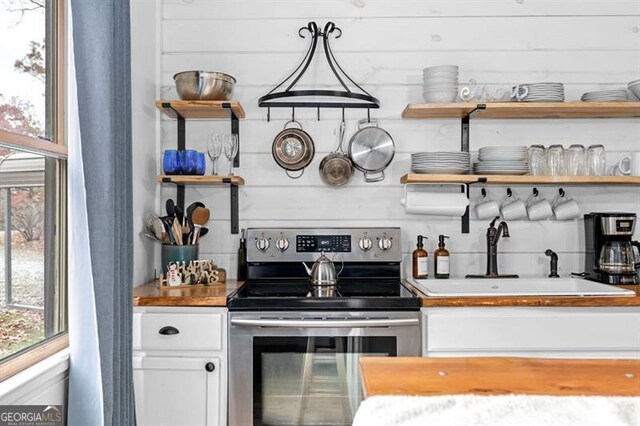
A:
[[161, 244, 199, 274]]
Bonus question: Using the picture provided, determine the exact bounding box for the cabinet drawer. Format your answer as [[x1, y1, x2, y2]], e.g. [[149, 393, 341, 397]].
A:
[[425, 307, 640, 352], [134, 310, 224, 351]]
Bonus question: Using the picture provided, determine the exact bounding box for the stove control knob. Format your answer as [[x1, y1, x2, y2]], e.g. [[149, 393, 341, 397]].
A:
[[256, 237, 270, 252], [378, 237, 393, 251], [275, 237, 289, 252], [359, 237, 373, 251]]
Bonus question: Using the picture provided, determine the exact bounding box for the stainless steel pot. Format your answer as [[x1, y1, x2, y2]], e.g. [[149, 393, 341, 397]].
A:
[[272, 121, 315, 179], [173, 71, 236, 100], [348, 119, 395, 182], [319, 120, 354, 187]]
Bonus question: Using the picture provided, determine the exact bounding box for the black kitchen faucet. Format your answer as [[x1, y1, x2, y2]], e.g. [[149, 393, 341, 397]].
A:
[[466, 217, 519, 279]]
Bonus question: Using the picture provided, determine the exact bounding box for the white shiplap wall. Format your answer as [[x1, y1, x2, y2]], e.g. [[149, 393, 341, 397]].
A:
[[146, 0, 640, 281]]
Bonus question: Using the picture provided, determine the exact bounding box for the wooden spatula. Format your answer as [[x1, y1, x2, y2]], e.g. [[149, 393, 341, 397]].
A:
[[172, 217, 183, 245], [191, 207, 210, 245]]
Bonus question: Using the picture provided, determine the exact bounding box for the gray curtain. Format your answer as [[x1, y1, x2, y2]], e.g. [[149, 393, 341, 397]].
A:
[[68, 0, 134, 425]]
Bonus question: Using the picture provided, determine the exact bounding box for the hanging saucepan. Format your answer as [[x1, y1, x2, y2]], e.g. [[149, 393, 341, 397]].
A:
[[319, 120, 354, 187], [272, 120, 315, 179], [348, 118, 395, 183]]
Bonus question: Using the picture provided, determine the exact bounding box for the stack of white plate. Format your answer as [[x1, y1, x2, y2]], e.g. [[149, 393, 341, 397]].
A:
[[474, 146, 528, 175], [628, 79, 640, 100], [512, 83, 565, 102], [423, 65, 459, 103], [411, 151, 470, 174], [581, 89, 629, 102]]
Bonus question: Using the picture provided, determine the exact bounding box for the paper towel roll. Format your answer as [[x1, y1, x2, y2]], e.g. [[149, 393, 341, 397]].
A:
[[401, 191, 469, 216]]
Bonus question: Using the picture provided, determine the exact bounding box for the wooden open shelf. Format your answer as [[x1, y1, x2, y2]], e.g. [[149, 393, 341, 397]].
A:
[[401, 174, 640, 185], [156, 100, 246, 119], [157, 175, 245, 185], [402, 102, 640, 119]]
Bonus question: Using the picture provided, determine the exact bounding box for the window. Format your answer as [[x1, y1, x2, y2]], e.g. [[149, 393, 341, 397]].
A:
[[0, 0, 67, 379]]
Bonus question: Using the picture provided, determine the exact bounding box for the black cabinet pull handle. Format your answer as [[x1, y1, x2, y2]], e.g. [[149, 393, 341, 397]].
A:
[[158, 326, 179, 335], [205, 362, 215, 372]]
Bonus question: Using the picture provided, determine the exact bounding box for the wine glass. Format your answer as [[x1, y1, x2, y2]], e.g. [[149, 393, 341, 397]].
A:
[[224, 134, 239, 176], [206, 133, 223, 175]]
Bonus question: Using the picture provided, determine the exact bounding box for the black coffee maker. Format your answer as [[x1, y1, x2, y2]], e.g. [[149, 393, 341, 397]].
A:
[[584, 212, 640, 285]]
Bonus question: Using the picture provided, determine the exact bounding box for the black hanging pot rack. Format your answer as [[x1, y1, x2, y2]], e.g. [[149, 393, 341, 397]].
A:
[[258, 21, 380, 120]]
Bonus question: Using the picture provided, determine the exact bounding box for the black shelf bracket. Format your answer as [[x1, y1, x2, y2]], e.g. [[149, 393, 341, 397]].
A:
[[461, 104, 486, 153], [222, 103, 240, 167], [230, 184, 239, 234]]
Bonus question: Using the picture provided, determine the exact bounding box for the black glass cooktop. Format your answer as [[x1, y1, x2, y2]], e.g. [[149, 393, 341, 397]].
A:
[[227, 279, 420, 311]]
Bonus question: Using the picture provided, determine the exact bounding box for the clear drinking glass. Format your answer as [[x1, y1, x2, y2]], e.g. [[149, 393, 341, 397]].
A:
[[528, 144, 546, 175], [207, 133, 223, 175], [546, 144, 565, 176], [224, 134, 239, 175], [565, 144, 586, 176], [587, 144, 606, 176]]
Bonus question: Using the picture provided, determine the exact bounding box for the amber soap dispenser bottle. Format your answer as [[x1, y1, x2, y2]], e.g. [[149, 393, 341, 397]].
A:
[[412, 235, 428, 279], [434, 235, 450, 279]]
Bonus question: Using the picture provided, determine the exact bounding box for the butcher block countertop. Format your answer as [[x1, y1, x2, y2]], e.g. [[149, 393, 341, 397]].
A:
[[133, 280, 640, 307], [403, 280, 640, 307], [359, 357, 640, 398], [133, 280, 243, 307]]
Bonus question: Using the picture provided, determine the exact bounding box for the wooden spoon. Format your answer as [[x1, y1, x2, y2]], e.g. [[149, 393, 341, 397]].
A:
[[191, 207, 210, 244], [172, 217, 183, 245]]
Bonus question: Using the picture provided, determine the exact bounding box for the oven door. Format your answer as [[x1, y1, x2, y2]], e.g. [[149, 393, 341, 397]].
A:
[[229, 311, 420, 426]]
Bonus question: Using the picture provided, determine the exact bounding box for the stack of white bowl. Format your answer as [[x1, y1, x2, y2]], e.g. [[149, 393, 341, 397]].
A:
[[581, 89, 629, 102], [423, 65, 459, 103], [628, 79, 640, 100], [474, 146, 529, 175], [411, 151, 470, 174]]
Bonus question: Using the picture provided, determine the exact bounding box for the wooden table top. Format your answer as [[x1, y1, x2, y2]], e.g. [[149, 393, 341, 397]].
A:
[[403, 281, 640, 307], [133, 280, 243, 307], [360, 357, 640, 398]]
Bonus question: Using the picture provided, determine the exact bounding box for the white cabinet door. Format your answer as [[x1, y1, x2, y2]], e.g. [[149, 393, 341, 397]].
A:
[[422, 307, 640, 358], [133, 356, 221, 426]]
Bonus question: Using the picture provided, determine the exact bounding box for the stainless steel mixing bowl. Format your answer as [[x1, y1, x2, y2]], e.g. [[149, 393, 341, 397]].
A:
[[173, 71, 236, 100]]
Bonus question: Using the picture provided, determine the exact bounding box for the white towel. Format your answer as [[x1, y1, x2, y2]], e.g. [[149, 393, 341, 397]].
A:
[[352, 394, 640, 426]]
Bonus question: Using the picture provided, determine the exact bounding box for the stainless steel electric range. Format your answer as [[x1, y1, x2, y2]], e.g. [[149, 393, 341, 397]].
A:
[[228, 228, 420, 426]]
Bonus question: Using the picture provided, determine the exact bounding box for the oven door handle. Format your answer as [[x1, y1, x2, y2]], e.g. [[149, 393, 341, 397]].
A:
[[230, 318, 419, 328]]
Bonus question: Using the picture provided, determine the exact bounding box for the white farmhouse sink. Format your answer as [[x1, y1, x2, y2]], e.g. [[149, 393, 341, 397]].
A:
[[409, 278, 635, 297]]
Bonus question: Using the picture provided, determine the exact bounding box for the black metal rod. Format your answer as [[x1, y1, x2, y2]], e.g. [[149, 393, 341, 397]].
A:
[[285, 22, 318, 92], [231, 111, 240, 167], [325, 23, 376, 99], [177, 116, 186, 151], [177, 184, 185, 213], [461, 184, 470, 234], [259, 89, 380, 108], [323, 23, 349, 92], [460, 104, 486, 153], [461, 114, 470, 153], [230, 184, 239, 234]]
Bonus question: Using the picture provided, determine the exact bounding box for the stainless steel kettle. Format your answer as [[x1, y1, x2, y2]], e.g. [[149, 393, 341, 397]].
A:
[[302, 252, 344, 286]]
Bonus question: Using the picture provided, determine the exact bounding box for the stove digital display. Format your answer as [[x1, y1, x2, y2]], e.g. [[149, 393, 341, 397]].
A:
[[296, 235, 351, 252]]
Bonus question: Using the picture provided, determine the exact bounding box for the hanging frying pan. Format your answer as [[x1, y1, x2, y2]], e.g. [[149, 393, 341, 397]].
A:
[[319, 119, 354, 187]]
